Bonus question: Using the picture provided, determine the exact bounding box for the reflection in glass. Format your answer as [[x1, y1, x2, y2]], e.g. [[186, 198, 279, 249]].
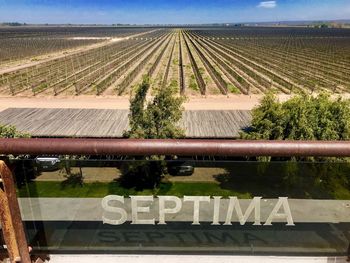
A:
[[7, 158, 350, 255]]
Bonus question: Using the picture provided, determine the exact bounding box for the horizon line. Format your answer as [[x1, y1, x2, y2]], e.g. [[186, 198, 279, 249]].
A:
[[1, 18, 350, 27]]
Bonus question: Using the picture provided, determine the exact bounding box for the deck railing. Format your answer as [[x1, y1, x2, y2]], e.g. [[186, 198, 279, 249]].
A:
[[1, 138, 350, 262], [1, 138, 350, 156]]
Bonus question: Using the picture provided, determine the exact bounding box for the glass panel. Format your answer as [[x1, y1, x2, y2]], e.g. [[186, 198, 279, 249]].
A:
[[8, 157, 350, 255]]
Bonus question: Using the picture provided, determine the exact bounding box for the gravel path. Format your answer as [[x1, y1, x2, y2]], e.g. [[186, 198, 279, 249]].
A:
[[0, 94, 292, 111]]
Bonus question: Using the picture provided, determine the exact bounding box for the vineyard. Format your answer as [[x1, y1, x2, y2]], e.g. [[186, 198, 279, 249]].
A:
[[0, 26, 154, 64], [0, 26, 350, 96]]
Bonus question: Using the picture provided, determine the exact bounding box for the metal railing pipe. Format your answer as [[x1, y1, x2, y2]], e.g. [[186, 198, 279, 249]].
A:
[[0, 138, 350, 157]]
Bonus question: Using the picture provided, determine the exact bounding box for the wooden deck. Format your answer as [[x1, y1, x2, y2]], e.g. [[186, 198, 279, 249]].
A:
[[181, 110, 251, 138], [0, 108, 251, 138]]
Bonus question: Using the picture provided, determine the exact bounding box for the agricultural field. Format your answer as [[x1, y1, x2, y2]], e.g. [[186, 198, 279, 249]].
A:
[[0, 26, 154, 65], [0, 26, 350, 97]]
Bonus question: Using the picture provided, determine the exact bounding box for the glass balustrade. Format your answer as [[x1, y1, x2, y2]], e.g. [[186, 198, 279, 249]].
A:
[[4, 157, 350, 256]]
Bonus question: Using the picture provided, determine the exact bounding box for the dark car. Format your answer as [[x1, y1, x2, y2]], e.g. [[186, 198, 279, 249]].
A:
[[35, 157, 61, 172], [168, 164, 194, 176]]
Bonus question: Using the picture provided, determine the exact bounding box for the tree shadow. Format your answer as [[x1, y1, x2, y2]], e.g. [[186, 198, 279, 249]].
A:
[[157, 181, 174, 195], [12, 159, 39, 187], [60, 167, 84, 189], [117, 160, 165, 191]]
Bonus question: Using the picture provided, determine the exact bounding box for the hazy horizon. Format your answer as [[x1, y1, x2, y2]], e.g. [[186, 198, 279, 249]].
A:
[[0, 0, 349, 25], [2, 18, 350, 26]]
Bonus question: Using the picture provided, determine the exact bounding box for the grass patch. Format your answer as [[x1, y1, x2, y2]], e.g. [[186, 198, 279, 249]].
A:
[[157, 182, 251, 198], [227, 84, 240, 94], [212, 88, 221, 95], [189, 74, 198, 91], [18, 181, 155, 198], [17, 162, 350, 200], [32, 82, 48, 94], [17, 181, 251, 198], [236, 76, 243, 84]]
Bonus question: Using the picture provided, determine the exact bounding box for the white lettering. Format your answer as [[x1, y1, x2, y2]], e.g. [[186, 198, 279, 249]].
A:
[[158, 196, 182, 225], [224, 197, 262, 226], [130, 196, 155, 225], [264, 197, 295, 226], [211, 196, 222, 225], [101, 195, 127, 225], [101, 195, 294, 227], [183, 196, 211, 225]]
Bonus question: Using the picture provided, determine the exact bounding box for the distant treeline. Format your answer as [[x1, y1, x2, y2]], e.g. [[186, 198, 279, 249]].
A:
[[1, 22, 27, 26]]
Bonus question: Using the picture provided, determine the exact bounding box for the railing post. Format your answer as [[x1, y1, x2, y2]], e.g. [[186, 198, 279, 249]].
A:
[[0, 161, 31, 263], [0, 183, 21, 262]]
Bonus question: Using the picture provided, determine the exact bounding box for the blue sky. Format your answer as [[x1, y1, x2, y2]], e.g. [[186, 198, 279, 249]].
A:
[[0, 0, 349, 24]]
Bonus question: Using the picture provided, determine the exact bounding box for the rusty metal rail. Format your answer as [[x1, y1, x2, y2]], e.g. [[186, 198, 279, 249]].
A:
[[0, 138, 350, 157], [0, 161, 31, 263]]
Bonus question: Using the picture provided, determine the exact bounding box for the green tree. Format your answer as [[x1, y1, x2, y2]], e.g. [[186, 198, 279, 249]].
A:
[[124, 77, 150, 138], [242, 93, 350, 140], [241, 92, 284, 140], [125, 77, 185, 139], [143, 82, 185, 139], [0, 124, 31, 188], [241, 93, 350, 198], [0, 124, 29, 138], [121, 77, 185, 190], [281, 95, 315, 140]]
